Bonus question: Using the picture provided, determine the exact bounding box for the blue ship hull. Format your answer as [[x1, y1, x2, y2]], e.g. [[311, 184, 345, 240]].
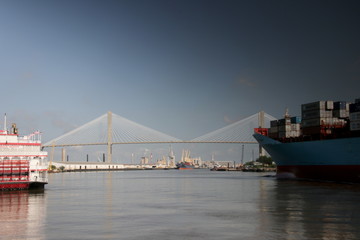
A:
[[253, 133, 360, 183]]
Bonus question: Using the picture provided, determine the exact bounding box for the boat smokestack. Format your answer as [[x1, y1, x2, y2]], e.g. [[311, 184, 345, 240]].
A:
[[11, 123, 18, 134]]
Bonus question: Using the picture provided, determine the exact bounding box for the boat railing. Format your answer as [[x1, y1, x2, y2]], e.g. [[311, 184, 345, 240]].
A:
[[17, 138, 42, 144]]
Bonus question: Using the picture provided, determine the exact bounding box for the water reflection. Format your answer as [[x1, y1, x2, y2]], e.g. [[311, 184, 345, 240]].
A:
[[259, 181, 360, 240], [105, 172, 115, 240], [5, 172, 359, 240], [0, 190, 46, 240]]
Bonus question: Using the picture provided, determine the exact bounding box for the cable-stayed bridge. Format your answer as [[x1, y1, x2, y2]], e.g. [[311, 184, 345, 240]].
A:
[[43, 111, 276, 162]]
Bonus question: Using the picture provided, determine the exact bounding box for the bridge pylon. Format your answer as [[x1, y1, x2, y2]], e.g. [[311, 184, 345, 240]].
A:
[[258, 111, 265, 157], [107, 111, 112, 163]]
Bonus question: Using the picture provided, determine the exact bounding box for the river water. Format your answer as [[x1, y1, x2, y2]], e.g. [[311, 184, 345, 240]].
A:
[[1, 170, 360, 240]]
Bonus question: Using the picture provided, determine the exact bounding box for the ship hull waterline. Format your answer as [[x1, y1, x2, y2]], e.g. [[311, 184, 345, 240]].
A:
[[253, 133, 360, 183], [0, 181, 47, 190], [277, 165, 360, 183]]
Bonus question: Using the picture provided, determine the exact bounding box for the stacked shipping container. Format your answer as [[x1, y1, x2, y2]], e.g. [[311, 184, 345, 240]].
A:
[[301, 101, 348, 137], [268, 115, 301, 139], [333, 101, 349, 118], [350, 99, 360, 131], [263, 98, 360, 141]]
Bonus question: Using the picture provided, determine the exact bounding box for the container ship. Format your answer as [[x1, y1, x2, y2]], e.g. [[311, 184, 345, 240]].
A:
[[0, 119, 48, 190], [253, 99, 360, 183]]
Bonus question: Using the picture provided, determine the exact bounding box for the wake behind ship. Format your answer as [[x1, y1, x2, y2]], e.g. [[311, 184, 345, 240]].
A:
[[254, 99, 360, 183], [0, 118, 48, 190]]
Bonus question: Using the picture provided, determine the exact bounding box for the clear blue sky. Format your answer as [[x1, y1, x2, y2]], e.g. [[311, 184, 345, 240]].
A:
[[1, 0, 360, 163]]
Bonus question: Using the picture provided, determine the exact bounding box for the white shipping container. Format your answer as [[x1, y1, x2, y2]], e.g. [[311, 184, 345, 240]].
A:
[[326, 101, 334, 110], [329, 117, 336, 125], [278, 130, 301, 138], [333, 109, 349, 118], [290, 130, 301, 137], [350, 112, 360, 121], [350, 120, 360, 131], [327, 117, 347, 126], [334, 118, 347, 127], [278, 131, 292, 138], [291, 123, 301, 131], [278, 125, 291, 132]]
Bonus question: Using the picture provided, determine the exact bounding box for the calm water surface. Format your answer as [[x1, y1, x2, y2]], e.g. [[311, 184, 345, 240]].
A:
[[1, 170, 360, 240]]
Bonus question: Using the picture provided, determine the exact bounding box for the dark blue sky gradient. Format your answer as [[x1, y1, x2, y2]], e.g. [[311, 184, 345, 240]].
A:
[[1, 0, 360, 161]]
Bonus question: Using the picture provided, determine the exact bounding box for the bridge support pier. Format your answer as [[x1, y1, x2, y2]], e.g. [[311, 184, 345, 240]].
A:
[[62, 148, 66, 162], [107, 111, 113, 163]]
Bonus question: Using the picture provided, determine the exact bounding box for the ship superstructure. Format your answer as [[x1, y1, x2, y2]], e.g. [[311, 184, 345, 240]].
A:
[[0, 119, 48, 190]]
